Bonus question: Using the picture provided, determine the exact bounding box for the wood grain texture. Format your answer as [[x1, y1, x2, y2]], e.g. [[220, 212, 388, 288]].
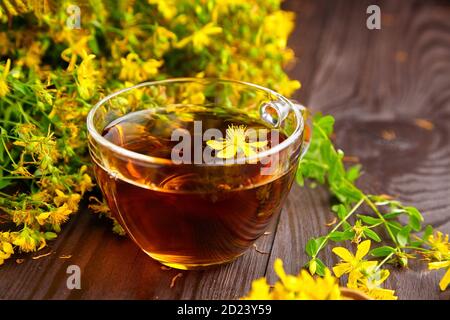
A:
[[1, 0, 449, 300]]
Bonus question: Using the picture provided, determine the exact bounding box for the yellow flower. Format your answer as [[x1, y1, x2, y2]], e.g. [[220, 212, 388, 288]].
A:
[[0, 233, 14, 265], [176, 23, 222, 52], [148, 0, 177, 20], [207, 125, 268, 159], [119, 53, 163, 82], [49, 203, 72, 226], [36, 211, 51, 225], [54, 189, 81, 212], [60, 33, 90, 72], [242, 259, 342, 300], [77, 52, 98, 100], [332, 240, 377, 279], [152, 26, 177, 57], [17, 41, 42, 68], [427, 231, 449, 261], [423, 231, 450, 291], [242, 278, 271, 300], [262, 11, 296, 49], [88, 196, 111, 215], [78, 173, 95, 195], [0, 58, 11, 97], [351, 220, 365, 243], [12, 228, 39, 252], [348, 266, 397, 300], [428, 261, 450, 291], [181, 82, 205, 105]]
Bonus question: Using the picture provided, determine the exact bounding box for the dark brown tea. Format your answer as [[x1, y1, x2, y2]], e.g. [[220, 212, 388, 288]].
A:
[[93, 106, 297, 269]]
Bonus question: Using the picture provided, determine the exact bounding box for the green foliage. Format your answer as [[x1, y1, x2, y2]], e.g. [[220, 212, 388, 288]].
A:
[[298, 113, 450, 293]]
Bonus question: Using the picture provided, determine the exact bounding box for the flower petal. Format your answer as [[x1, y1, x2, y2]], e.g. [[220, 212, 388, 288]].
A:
[[274, 258, 287, 283], [241, 144, 257, 157], [248, 140, 268, 148], [332, 263, 352, 277], [360, 260, 378, 271], [428, 261, 450, 270], [347, 269, 363, 288], [206, 139, 226, 150], [217, 144, 237, 159], [355, 240, 371, 260], [332, 247, 354, 262], [367, 288, 398, 300]]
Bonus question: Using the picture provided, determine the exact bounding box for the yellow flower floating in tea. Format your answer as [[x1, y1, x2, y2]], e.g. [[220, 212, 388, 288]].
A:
[[206, 125, 268, 159]]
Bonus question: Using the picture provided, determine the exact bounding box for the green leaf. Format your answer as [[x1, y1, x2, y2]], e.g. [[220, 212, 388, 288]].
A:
[[397, 226, 411, 247], [422, 225, 434, 241], [295, 169, 304, 186], [388, 221, 403, 230], [384, 209, 406, 219], [342, 221, 352, 231], [0, 179, 12, 190], [332, 204, 347, 220], [314, 114, 335, 136], [404, 206, 423, 231], [409, 241, 422, 248], [346, 165, 361, 183], [363, 229, 381, 242], [305, 238, 318, 257], [408, 214, 422, 232], [370, 246, 395, 257], [357, 214, 381, 225]]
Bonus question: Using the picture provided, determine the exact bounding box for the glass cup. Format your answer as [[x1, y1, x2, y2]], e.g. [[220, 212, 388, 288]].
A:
[[87, 78, 310, 270]]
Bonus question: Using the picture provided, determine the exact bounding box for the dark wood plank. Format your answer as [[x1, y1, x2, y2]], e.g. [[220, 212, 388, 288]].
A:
[[267, 0, 450, 300]]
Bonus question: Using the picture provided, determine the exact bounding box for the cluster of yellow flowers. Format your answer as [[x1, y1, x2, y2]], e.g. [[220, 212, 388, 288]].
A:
[[332, 240, 397, 300], [243, 232, 450, 300], [0, 0, 299, 265], [243, 259, 343, 300], [243, 241, 397, 301]]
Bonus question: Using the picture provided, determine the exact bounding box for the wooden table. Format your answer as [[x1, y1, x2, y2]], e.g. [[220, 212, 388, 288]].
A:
[[1, 0, 449, 300]]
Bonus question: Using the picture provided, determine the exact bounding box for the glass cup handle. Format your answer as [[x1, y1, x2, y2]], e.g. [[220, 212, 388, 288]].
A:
[[260, 100, 290, 128], [291, 102, 312, 160]]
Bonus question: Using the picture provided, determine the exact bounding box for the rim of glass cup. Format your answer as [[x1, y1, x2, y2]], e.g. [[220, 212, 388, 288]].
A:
[[86, 78, 305, 166]]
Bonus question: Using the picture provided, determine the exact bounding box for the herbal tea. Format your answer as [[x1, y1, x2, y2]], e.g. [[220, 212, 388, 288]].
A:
[[93, 106, 297, 269]]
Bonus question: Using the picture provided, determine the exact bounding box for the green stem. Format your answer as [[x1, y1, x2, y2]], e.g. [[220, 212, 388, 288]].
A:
[[1, 176, 36, 180], [0, 134, 16, 165], [363, 194, 399, 247]]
